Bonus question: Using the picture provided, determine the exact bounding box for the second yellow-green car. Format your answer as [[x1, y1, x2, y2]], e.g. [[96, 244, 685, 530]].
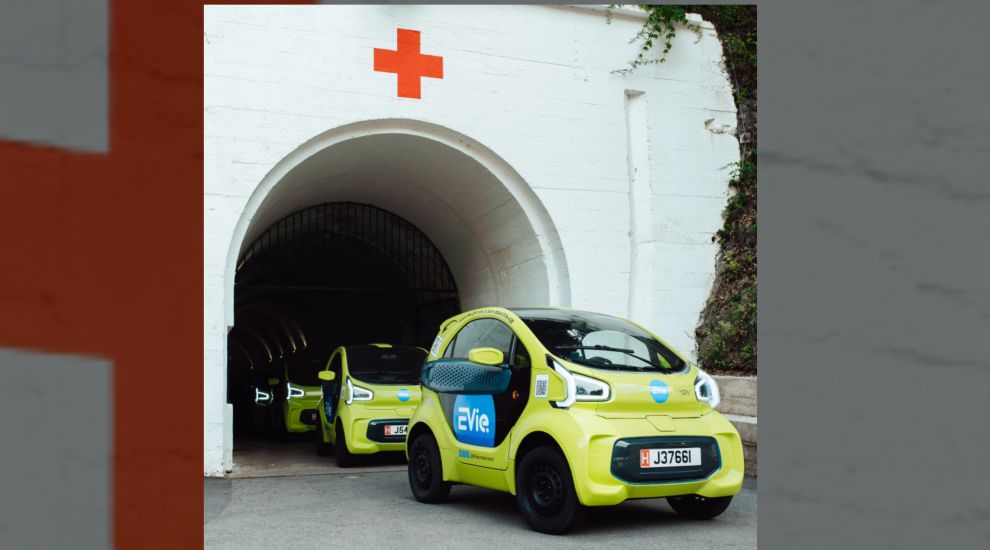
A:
[[315, 344, 425, 467], [406, 307, 744, 534]]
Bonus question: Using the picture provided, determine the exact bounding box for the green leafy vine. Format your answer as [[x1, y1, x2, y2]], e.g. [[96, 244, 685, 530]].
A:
[[607, 5, 700, 74]]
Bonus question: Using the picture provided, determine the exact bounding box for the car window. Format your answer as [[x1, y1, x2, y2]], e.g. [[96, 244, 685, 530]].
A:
[[450, 318, 513, 359], [580, 330, 655, 366], [515, 308, 687, 372], [511, 339, 530, 369], [345, 345, 426, 385], [287, 354, 325, 386]]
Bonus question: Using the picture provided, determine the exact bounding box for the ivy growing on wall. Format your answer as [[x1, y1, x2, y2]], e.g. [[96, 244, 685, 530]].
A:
[[609, 5, 758, 374], [607, 5, 699, 73]]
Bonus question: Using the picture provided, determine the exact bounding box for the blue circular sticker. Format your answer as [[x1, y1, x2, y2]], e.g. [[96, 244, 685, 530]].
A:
[[397, 388, 411, 402], [649, 380, 670, 403]]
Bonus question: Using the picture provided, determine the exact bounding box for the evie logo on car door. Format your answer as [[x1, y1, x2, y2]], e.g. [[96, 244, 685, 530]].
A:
[[453, 394, 495, 447]]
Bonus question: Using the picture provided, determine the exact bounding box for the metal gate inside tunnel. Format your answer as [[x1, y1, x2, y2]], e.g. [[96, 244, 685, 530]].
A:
[[228, 202, 460, 446]]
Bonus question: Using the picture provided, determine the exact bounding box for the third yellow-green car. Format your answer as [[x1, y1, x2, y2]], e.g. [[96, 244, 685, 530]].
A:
[[406, 307, 744, 534], [315, 343, 425, 467]]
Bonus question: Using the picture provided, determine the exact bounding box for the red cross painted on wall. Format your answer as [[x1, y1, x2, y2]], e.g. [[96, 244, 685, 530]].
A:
[[374, 28, 443, 99]]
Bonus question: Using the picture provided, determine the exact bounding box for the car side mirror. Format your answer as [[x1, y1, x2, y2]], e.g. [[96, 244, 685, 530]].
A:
[[267, 377, 280, 385], [468, 347, 504, 367], [318, 371, 336, 382], [421, 359, 511, 395]]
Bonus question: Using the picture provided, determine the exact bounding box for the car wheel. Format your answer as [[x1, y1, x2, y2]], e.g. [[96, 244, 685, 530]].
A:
[[275, 416, 292, 442], [515, 446, 587, 534], [333, 420, 358, 467], [667, 495, 733, 520], [315, 421, 333, 456], [407, 433, 450, 503]]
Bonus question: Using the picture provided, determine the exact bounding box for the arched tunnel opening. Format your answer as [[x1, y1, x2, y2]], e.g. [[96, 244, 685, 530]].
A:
[[227, 202, 460, 445]]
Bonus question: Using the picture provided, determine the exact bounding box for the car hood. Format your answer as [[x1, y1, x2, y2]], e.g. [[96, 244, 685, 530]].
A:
[[567, 363, 706, 419], [292, 384, 322, 406], [354, 382, 422, 409]]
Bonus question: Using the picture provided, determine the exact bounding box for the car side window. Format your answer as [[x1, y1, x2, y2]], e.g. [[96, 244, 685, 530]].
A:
[[511, 340, 531, 369], [489, 335, 531, 446], [449, 318, 513, 360], [325, 352, 343, 421]]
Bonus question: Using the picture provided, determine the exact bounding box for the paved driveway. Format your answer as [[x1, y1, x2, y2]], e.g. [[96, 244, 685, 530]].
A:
[[206, 466, 756, 549]]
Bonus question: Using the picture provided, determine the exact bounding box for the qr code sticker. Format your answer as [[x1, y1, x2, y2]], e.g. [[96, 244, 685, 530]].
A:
[[534, 374, 549, 398]]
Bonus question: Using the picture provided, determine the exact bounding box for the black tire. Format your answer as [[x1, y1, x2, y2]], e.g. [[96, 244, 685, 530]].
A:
[[667, 495, 733, 520], [315, 421, 333, 456], [333, 420, 358, 467], [515, 446, 587, 534], [407, 433, 451, 503]]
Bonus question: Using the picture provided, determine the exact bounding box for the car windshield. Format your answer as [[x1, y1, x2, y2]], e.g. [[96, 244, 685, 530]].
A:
[[513, 309, 687, 372], [346, 346, 426, 385], [286, 354, 326, 386]]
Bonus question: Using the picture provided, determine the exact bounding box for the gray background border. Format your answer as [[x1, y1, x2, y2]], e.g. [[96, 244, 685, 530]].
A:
[[759, 0, 990, 547], [1, 0, 988, 547]]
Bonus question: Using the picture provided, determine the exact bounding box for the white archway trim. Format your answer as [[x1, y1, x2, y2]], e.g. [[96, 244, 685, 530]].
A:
[[223, 118, 572, 330]]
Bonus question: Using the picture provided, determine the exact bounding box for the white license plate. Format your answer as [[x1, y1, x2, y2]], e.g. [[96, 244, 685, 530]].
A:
[[640, 447, 701, 468], [384, 424, 407, 436]]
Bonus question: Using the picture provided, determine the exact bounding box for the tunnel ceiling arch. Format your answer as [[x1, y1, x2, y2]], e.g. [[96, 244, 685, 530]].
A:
[[226, 119, 571, 328], [237, 202, 458, 295], [233, 202, 461, 355]]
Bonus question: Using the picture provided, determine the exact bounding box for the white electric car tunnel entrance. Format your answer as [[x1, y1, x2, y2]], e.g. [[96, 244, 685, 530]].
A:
[[220, 120, 570, 472]]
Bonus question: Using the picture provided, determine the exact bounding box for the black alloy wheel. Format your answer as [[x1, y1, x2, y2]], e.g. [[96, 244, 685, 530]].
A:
[[407, 433, 451, 503], [515, 446, 587, 534], [667, 495, 733, 520], [333, 420, 357, 467]]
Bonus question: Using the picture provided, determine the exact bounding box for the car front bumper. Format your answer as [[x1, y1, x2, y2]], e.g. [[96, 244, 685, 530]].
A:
[[572, 412, 745, 506], [342, 405, 415, 454], [284, 398, 319, 433]]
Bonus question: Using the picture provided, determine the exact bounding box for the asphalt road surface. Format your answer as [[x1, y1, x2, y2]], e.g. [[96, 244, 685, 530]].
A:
[[205, 466, 757, 549]]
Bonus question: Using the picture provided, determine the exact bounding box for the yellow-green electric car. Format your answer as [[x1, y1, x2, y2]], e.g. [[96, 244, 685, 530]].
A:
[[315, 344, 426, 467], [406, 307, 743, 534], [278, 357, 324, 435]]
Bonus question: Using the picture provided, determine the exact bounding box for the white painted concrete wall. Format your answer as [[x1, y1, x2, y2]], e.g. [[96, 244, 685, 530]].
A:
[[204, 4, 738, 475]]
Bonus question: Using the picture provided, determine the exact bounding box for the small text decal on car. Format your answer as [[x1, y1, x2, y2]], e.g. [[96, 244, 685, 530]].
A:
[[429, 335, 443, 357]]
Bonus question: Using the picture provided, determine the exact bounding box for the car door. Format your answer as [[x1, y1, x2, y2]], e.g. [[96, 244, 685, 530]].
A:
[[440, 317, 531, 471], [321, 350, 344, 439]]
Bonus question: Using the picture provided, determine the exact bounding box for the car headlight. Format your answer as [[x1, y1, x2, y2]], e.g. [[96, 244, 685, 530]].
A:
[[694, 368, 720, 409], [254, 388, 272, 404], [286, 382, 305, 401], [573, 372, 610, 401], [548, 357, 610, 408], [345, 377, 374, 405]]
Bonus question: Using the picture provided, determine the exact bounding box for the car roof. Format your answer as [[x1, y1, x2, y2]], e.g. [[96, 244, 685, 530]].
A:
[[509, 307, 625, 321]]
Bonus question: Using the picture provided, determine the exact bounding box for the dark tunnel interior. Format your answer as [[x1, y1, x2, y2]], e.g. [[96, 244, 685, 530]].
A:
[[227, 202, 460, 439]]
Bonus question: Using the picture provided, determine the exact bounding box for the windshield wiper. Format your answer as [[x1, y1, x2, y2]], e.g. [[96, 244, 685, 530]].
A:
[[555, 345, 655, 367]]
